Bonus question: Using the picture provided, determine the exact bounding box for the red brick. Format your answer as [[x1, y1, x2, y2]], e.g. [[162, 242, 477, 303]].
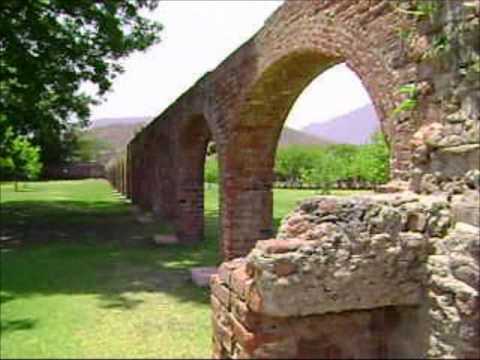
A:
[[255, 238, 306, 254], [210, 276, 231, 308], [230, 265, 254, 300], [110, 0, 420, 257], [211, 313, 233, 354]]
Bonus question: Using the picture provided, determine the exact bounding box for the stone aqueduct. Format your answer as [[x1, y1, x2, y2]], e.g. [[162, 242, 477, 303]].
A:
[[107, 0, 425, 259], [107, 1, 479, 358]]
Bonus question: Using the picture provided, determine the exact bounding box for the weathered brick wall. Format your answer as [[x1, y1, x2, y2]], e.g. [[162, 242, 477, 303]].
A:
[[211, 193, 479, 358], [106, 79, 213, 243], [211, 0, 419, 259], [106, 0, 479, 260]]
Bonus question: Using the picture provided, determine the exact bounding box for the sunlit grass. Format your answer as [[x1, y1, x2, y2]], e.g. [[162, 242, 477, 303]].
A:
[[0, 180, 367, 358]]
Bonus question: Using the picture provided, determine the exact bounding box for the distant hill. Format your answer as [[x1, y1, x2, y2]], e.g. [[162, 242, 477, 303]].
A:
[[90, 116, 151, 128], [303, 104, 380, 144], [85, 117, 330, 164], [277, 127, 332, 147], [86, 122, 144, 149]]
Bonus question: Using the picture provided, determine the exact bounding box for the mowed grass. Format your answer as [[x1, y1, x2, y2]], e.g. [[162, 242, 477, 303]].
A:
[[0, 180, 367, 358]]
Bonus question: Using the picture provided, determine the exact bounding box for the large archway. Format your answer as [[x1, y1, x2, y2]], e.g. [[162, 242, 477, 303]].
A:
[[114, 1, 427, 260], [173, 113, 212, 243], [219, 45, 397, 259]]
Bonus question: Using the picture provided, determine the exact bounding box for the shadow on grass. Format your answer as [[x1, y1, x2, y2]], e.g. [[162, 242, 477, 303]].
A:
[[1, 200, 172, 247], [98, 293, 145, 310], [0, 188, 289, 312], [0, 319, 37, 334], [1, 199, 219, 311]]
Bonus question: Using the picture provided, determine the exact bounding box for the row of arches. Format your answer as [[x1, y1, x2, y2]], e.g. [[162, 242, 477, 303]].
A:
[[107, 0, 419, 260]]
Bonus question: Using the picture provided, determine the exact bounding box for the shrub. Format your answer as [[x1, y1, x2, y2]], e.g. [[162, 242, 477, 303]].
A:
[[0, 121, 43, 189], [204, 133, 390, 189], [205, 156, 219, 184]]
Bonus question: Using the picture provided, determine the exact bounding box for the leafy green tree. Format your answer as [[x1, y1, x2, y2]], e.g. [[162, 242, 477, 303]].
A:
[[302, 151, 338, 194], [327, 144, 357, 181], [273, 135, 390, 189], [275, 146, 317, 184], [354, 132, 390, 184], [205, 156, 219, 184], [0, 117, 42, 190], [0, 0, 162, 165], [72, 133, 113, 163]]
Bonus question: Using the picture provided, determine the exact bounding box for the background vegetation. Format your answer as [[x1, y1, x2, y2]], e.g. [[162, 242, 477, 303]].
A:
[[204, 132, 390, 192], [0, 116, 42, 188]]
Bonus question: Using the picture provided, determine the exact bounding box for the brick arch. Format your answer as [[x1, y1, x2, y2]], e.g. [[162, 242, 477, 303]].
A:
[[173, 113, 212, 243], [217, 1, 416, 259], [110, 0, 427, 260], [219, 51, 339, 259]]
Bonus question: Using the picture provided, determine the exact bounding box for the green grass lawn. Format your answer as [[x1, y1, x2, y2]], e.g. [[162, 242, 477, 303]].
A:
[[0, 180, 368, 358]]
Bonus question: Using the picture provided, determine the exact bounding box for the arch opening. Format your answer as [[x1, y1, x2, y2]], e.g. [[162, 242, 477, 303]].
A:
[[173, 113, 215, 245], [275, 62, 389, 190], [220, 51, 389, 260]]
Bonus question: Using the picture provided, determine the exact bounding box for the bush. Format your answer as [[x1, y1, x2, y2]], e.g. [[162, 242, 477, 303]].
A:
[[0, 121, 42, 189], [352, 132, 390, 184], [274, 133, 390, 188], [205, 156, 219, 184], [204, 133, 390, 189]]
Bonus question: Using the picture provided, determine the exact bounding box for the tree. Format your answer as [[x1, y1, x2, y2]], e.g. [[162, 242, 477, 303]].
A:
[[0, 117, 42, 190], [71, 133, 113, 163], [275, 146, 316, 184], [205, 156, 219, 184], [0, 0, 162, 165], [354, 132, 390, 184], [302, 151, 337, 194], [272, 138, 390, 190]]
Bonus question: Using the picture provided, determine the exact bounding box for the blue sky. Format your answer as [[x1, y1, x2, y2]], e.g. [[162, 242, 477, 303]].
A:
[[86, 1, 372, 129]]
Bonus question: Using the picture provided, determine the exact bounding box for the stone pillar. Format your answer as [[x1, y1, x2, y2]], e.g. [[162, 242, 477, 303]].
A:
[[126, 144, 132, 199], [220, 150, 275, 260], [175, 182, 205, 244], [173, 143, 208, 244]]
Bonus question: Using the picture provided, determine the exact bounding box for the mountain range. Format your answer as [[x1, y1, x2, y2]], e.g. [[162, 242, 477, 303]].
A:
[[87, 104, 379, 164], [303, 104, 380, 144], [87, 118, 332, 164]]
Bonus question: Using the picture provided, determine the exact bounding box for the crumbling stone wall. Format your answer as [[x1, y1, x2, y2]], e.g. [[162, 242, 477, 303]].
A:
[[211, 193, 479, 358]]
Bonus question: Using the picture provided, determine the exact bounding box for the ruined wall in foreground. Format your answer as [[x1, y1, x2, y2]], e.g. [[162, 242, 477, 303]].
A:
[[211, 193, 479, 359]]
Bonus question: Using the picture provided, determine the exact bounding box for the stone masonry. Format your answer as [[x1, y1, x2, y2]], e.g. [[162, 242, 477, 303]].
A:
[[211, 193, 479, 358]]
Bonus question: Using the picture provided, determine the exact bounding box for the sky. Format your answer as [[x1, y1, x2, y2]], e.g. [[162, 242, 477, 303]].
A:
[[87, 1, 372, 130]]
